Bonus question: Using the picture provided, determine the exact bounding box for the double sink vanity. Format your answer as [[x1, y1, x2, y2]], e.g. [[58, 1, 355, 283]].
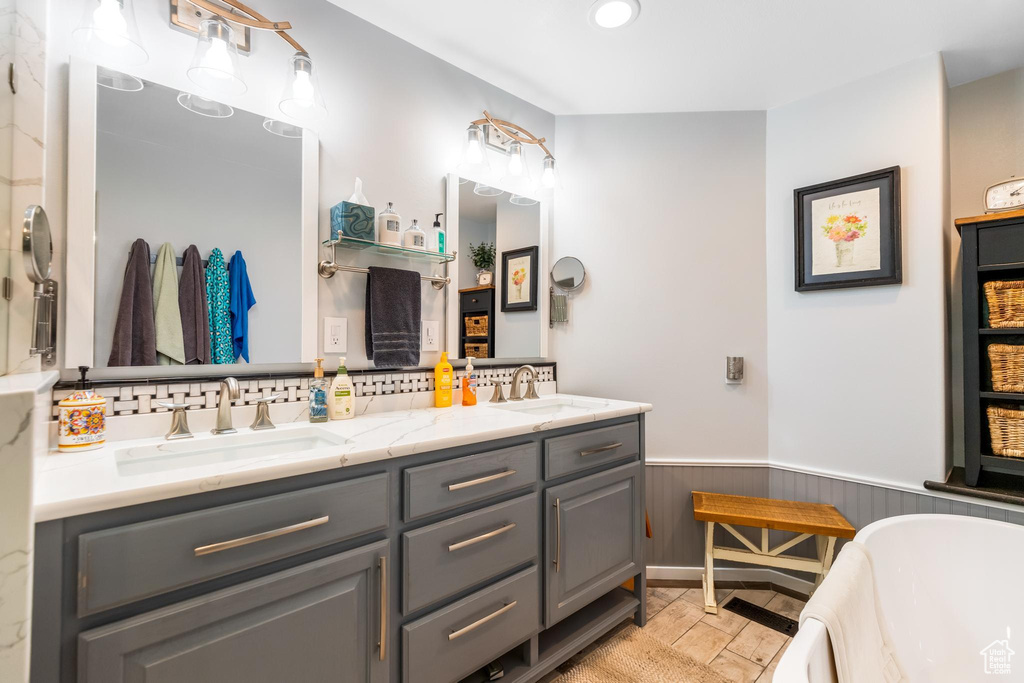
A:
[[31, 389, 651, 683]]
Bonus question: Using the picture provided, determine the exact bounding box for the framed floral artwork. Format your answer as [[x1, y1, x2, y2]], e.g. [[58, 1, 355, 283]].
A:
[[794, 166, 901, 291], [501, 246, 539, 312]]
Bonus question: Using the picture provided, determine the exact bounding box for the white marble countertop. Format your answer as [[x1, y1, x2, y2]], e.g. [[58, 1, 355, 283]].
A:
[[34, 394, 651, 522]]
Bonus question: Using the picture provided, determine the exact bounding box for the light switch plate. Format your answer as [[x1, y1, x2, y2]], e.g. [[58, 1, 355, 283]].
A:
[[423, 320, 439, 351], [324, 317, 347, 353]]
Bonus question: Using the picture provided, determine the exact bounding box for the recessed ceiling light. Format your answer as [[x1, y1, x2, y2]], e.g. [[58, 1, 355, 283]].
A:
[[588, 0, 640, 29]]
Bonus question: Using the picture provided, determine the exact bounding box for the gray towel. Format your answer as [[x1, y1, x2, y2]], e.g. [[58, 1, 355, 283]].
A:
[[365, 266, 421, 368], [179, 245, 211, 364], [108, 238, 156, 367]]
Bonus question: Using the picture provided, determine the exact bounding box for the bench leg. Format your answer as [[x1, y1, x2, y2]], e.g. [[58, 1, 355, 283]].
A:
[[812, 536, 837, 592], [702, 521, 717, 614]]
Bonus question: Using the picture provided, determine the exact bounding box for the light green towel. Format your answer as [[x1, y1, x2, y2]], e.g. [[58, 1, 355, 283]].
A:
[[153, 242, 186, 365]]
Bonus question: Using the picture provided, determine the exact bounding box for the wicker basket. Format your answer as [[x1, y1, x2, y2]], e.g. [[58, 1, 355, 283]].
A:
[[464, 342, 489, 359], [988, 344, 1024, 393], [987, 405, 1024, 458], [984, 280, 1024, 328], [465, 315, 488, 337]]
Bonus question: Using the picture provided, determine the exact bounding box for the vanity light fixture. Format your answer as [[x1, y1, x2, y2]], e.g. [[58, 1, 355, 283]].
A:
[[278, 52, 327, 121], [461, 111, 555, 206], [587, 0, 641, 29], [72, 0, 148, 68], [187, 18, 246, 95], [263, 117, 303, 138], [177, 91, 234, 118]]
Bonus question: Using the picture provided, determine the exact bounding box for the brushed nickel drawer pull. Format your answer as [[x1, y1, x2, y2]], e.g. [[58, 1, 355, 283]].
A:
[[554, 498, 561, 573], [378, 555, 387, 660], [448, 523, 517, 552], [448, 601, 518, 641], [193, 516, 330, 557], [579, 442, 622, 458], [448, 469, 517, 491]]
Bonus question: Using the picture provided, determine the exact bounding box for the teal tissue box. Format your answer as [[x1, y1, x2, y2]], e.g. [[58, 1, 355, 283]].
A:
[[331, 202, 375, 241]]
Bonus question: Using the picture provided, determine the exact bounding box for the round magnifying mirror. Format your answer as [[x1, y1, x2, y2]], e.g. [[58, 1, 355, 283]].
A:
[[551, 256, 585, 292], [22, 205, 52, 284]]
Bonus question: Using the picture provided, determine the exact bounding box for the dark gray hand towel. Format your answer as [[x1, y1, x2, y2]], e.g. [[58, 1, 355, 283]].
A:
[[365, 266, 421, 368], [108, 238, 157, 367], [179, 244, 211, 365]]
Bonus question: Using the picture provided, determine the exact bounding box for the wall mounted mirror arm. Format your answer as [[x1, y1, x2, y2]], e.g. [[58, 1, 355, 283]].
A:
[[22, 205, 57, 366]]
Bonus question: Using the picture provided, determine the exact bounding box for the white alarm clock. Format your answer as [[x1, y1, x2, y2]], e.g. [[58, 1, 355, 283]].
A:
[[984, 176, 1024, 212]]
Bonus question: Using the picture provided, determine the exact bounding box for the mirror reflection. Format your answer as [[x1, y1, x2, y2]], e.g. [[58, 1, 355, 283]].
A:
[[93, 73, 304, 368], [457, 179, 542, 359]]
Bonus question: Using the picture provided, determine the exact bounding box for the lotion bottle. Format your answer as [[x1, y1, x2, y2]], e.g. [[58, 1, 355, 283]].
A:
[[328, 357, 355, 420], [403, 219, 427, 250], [461, 357, 477, 406], [377, 202, 402, 245], [309, 358, 328, 423], [434, 352, 453, 408]]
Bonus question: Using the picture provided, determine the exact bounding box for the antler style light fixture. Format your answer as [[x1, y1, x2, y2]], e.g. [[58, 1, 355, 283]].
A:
[[458, 111, 558, 206], [73, 0, 328, 125]]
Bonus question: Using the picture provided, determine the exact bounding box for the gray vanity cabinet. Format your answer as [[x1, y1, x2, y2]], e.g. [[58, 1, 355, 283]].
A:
[[544, 461, 643, 627], [77, 540, 389, 683]]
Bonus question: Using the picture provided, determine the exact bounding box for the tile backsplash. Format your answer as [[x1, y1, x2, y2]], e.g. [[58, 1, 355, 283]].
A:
[[51, 364, 556, 418]]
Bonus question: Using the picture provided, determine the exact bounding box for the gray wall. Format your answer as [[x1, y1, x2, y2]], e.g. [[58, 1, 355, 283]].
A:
[[645, 465, 1024, 573], [457, 217, 496, 288], [93, 80, 302, 366], [551, 111, 768, 462], [46, 0, 556, 374], [948, 66, 1024, 467]]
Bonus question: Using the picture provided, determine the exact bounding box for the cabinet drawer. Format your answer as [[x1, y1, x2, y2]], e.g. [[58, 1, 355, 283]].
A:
[[402, 566, 540, 683], [78, 473, 389, 617], [979, 223, 1024, 266], [403, 493, 538, 614], [79, 540, 389, 683], [403, 443, 538, 522], [544, 422, 639, 480]]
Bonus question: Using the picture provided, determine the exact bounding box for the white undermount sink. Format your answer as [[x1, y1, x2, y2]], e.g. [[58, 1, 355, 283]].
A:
[[491, 397, 607, 416], [115, 427, 347, 476]]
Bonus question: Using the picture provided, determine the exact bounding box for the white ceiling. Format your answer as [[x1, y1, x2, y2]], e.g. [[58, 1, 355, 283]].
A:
[[328, 0, 1024, 115]]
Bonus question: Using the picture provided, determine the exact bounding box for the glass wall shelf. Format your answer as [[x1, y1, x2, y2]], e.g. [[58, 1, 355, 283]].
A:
[[323, 235, 456, 264]]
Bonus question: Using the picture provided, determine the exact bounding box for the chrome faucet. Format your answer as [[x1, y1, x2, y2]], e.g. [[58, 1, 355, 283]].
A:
[[212, 377, 240, 435], [509, 365, 541, 401]]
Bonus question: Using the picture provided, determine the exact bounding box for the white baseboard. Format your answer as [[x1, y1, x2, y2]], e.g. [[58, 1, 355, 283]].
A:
[[647, 565, 816, 597]]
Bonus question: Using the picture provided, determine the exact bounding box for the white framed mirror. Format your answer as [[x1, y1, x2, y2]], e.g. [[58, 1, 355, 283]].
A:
[[65, 58, 319, 371], [444, 173, 549, 360]]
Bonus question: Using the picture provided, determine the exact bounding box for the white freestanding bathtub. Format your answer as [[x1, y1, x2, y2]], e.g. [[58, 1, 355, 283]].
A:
[[776, 514, 1024, 682]]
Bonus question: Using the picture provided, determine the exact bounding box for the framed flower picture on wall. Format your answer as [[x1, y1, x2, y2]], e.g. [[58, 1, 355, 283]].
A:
[[501, 246, 539, 312], [794, 166, 902, 291]]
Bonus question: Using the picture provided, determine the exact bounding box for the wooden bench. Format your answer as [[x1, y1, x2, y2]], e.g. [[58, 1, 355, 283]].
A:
[[692, 491, 856, 614]]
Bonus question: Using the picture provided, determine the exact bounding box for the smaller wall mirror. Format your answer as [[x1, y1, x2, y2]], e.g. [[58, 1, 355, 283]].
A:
[[551, 256, 585, 292]]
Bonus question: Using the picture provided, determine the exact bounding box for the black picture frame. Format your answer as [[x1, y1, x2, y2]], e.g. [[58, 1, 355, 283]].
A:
[[794, 166, 902, 292], [500, 246, 539, 312]]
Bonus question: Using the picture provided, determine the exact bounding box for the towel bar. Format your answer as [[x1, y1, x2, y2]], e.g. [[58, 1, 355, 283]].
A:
[[317, 260, 450, 289]]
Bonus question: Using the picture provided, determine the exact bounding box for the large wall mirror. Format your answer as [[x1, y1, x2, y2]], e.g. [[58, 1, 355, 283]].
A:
[[65, 59, 318, 371], [445, 174, 548, 360]]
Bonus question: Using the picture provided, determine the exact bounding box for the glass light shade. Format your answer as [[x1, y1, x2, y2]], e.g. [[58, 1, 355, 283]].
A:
[[540, 154, 559, 189], [457, 124, 491, 179], [97, 65, 143, 92], [263, 117, 303, 139], [473, 182, 504, 197], [187, 19, 246, 96], [177, 91, 233, 118], [72, 0, 148, 67], [509, 194, 539, 206], [278, 52, 327, 122], [501, 140, 534, 195]]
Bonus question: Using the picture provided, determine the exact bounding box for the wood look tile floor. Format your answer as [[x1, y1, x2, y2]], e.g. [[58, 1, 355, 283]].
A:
[[539, 587, 803, 683]]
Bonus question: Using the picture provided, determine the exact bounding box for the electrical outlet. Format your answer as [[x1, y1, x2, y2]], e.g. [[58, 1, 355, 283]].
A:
[[324, 317, 347, 353], [422, 320, 439, 351]]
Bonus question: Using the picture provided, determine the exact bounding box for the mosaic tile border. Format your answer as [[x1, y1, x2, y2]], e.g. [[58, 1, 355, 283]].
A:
[[51, 364, 557, 418]]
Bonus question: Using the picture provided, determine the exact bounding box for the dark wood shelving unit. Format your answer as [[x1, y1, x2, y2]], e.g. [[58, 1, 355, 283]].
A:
[[459, 285, 495, 359], [957, 208, 1024, 488]]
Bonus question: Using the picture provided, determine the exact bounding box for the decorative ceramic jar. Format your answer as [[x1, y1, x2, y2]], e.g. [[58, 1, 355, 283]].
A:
[[57, 366, 105, 452]]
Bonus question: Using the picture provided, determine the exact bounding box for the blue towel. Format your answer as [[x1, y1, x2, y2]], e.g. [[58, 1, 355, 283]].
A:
[[206, 248, 233, 364], [228, 250, 256, 363]]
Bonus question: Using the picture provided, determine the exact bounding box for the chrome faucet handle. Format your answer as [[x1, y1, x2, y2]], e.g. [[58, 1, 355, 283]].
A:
[[157, 402, 193, 440], [525, 377, 541, 400], [489, 380, 507, 403], [250, 394, 282, 431]]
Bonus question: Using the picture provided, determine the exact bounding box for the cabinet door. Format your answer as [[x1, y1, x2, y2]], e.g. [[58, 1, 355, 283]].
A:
[[544, 461, 642, 627], [79, 540, 390, 683]]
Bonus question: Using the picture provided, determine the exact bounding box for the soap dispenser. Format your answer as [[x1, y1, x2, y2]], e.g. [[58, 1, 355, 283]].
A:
[[377, 202, 402, 245], [431, 213, 446, 254], [309, 358, 328, 423], [461, 357, 477, 406], [403, 219, 427, 250], [58, 366, 106, 452]]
